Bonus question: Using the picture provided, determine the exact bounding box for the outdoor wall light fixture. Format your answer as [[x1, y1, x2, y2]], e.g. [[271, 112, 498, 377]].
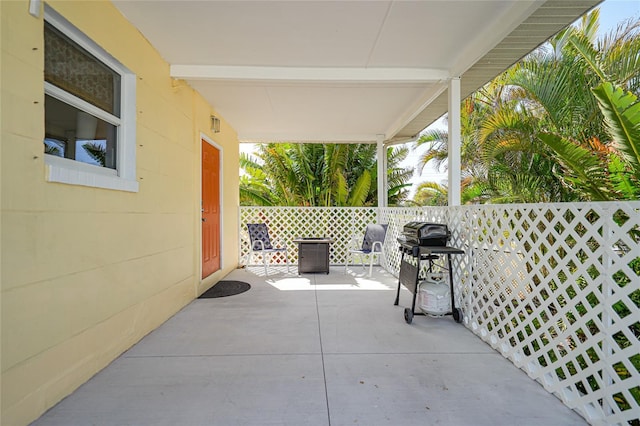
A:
[[211, 115, 221, 133], [29, 0, 42, 17]]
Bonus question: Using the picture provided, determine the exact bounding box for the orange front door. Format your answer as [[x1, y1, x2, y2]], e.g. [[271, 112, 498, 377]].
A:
[[202, 140, 221, 278]]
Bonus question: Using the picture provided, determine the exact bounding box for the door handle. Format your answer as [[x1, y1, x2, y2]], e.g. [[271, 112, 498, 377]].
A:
[[202, 218, 207, 222]]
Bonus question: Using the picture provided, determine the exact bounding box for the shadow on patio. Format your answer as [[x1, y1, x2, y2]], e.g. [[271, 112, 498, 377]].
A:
[[32, 267, 587, 426]]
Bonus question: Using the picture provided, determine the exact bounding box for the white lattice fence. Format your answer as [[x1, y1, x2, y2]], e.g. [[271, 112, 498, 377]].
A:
[[239, 207, 379, 265], [456, 202, 640, 426]]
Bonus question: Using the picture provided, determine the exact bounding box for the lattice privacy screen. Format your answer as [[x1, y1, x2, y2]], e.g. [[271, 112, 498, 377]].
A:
[[239, 207, 380, 266], [454, 202, 640, 426], [240, 202, 639, 425]]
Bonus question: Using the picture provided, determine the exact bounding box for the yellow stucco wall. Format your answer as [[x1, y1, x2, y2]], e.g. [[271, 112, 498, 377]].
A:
[[1, 1, 240, 424]]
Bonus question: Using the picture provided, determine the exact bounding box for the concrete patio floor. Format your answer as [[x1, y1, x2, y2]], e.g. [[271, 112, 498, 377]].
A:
[[31, 266, 587, 426]]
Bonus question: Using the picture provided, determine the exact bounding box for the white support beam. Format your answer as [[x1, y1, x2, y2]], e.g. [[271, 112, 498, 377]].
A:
[[170, 65, 449, 83], [377, 134, 386, 208], [448, 78, 461, 207]]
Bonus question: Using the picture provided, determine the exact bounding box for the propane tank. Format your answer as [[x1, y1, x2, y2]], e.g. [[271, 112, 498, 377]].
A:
[[418, 273, 450, 317]]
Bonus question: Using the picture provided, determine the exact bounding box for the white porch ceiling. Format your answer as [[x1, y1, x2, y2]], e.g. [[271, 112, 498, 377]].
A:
[[113, 0, 601, 144]]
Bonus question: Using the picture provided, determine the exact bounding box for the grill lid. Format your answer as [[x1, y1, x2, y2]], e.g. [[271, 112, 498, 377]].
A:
[[402, 222, 450, 246]]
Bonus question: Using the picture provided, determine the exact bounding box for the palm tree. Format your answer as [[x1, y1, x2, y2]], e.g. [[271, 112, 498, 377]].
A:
[[239, 152, 274, 206], [387, 145, 414, 206], [416, 8, 639, 204], [414, 78, 524, 204], [239, 143, 413, 206], [502, 10, 640, 200]]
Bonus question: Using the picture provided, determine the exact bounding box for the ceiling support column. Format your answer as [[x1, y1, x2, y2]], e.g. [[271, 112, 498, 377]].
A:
[[447, 77, 461, 207], [377, 134, 387, 208]]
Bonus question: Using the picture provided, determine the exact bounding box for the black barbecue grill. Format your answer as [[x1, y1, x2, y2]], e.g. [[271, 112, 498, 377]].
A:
[[394, 222, 464, 324]]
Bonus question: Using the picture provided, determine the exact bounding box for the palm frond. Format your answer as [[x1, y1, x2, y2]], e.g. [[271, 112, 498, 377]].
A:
[[415, 130, 448, 174], [412, 181, 448, 206], [334, 172, 349, 207], [538, 132, 612, 200], [592, 82, 640, 171], [568, 32, 607, 81], [347, 170, 371, 207], [82, 142, 106, 167], [608, 154, 640, 199]]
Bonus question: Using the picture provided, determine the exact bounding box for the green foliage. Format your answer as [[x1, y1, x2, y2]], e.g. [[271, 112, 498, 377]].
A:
[[538, 133, 613, 200], [412, 181, 448, 206], [347, 170, 371, 207], [413, 8, 640, 204], [239, 143, 412, 207], [592, 83, 640, 170], [386, 145, 413, 206]]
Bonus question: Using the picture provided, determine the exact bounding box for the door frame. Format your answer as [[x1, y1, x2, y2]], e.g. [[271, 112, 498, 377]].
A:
[[200, 133, 224, 281]]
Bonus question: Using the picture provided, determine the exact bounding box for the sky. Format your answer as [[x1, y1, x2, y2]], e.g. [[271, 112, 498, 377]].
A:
[[405, 0, 640, 193], [598, 0, 640, 34]]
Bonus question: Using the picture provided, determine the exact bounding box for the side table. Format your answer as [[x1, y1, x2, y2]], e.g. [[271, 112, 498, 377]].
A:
[[293, 238, 334, 274]]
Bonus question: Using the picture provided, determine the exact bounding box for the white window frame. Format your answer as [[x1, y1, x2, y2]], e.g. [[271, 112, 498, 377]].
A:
[[44, 5, 138, 192]]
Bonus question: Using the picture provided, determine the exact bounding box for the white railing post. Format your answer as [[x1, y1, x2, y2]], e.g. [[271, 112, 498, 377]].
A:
[[448, 77, 461, 207], [601, 204, 614, 420], [377, 134, 387, 209]]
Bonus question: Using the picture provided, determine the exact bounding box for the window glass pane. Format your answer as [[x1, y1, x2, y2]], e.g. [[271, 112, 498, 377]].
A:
[[75, 139, 109, 168], [44, 22, 121, 117], [44, 94, 117, 169], [44, 137, 66, 157]]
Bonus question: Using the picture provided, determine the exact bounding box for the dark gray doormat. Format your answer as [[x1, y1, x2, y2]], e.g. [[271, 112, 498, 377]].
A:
[[198, 281, 251, 298]]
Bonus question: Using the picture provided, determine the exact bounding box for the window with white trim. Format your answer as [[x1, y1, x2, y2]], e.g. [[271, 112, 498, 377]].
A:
[[44, 6, 138, 192]]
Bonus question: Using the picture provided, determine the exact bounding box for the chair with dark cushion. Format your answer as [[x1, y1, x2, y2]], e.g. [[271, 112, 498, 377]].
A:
[[247, 223, 290, 275], [344, 224, 388, 277]]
